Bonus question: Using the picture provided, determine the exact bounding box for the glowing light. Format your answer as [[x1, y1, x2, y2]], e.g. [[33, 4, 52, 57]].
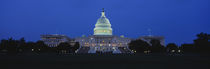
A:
[[171, 50, 175, 53], [144, 51, 147, 53], [178, 50, 181, 52]]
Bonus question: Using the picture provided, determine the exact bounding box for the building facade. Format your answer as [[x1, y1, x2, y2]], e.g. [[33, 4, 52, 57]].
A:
[[40, 34, 71, 47], [39, 9, 165, 54], [75, 9, 132, 54], [139, 36, 165, 46]]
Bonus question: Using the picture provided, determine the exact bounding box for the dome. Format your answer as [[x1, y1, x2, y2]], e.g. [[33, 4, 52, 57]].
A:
[[95, 17, 111, 27], [94, 9, 113, 35]]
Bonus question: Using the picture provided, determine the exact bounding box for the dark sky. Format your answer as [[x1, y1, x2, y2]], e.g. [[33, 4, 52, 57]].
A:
[[0, 0, 209, 45]]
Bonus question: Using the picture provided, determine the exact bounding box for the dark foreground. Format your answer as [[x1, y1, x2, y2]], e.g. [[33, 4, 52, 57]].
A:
[[0, 54, 210, 69]]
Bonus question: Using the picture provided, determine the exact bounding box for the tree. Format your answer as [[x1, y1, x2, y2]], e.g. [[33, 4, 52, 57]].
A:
[[5, 38, 19, 55], [180, 44, 195, 53], [72, 42, 80, 52], [166, 43, 178, 53], [194, 32, 210, 53], [150, 39, 165, 53], [18, 37, 26, 53], [129, 39, 151, 53], [34, 40, 48, 53], [57, 42, 71, 54], [0, 39, 8, 53], [25, 42, 35, 52]]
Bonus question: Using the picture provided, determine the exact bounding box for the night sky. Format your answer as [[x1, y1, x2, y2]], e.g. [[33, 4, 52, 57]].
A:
[[0, 0, 209, 45]]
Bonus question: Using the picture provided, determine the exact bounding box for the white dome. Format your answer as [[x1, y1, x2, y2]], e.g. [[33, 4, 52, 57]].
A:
[[95, 17, 111, 27], [94, 10, 113, 35]]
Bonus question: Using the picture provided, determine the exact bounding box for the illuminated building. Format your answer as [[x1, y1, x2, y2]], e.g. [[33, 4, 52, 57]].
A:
[[40, 34, 71, 47], [39, 9, 164, 54], [139, 36, 165, 46], [75, 9, 132, 54], [94, 9, 112, 35]]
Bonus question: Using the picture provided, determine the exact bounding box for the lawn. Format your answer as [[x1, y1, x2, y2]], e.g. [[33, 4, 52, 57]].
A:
[[0, 54, 209, 69]]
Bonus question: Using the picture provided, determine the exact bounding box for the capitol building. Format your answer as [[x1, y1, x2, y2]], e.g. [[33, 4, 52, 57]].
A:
[[75, 9, 132, 54], [40, 9, 165, 54]]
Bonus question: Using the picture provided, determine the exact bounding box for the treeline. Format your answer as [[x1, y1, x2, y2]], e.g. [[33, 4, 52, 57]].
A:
[[129, 32, 210, 54], [0, 32, 209, 55], [0, 38, 79, 55]]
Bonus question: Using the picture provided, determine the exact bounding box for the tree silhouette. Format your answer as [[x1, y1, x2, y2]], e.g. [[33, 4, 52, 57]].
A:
[[1, 32, 209, 55], [0, 38, 80, 54], [73, 42, 80, 52], [180, 44, 195, 53], [0, 39, 8, 53], [4, 38, 19, 55], [150, 39, 165, 53], [18, 37, 26, 53], [26, 42, 35, 52], [166, 43, 178, 53], [129, 39, 150, 53], [194, 32, 210, 53], [34, 40, 48, 53], [57, 42, 71, 54]]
